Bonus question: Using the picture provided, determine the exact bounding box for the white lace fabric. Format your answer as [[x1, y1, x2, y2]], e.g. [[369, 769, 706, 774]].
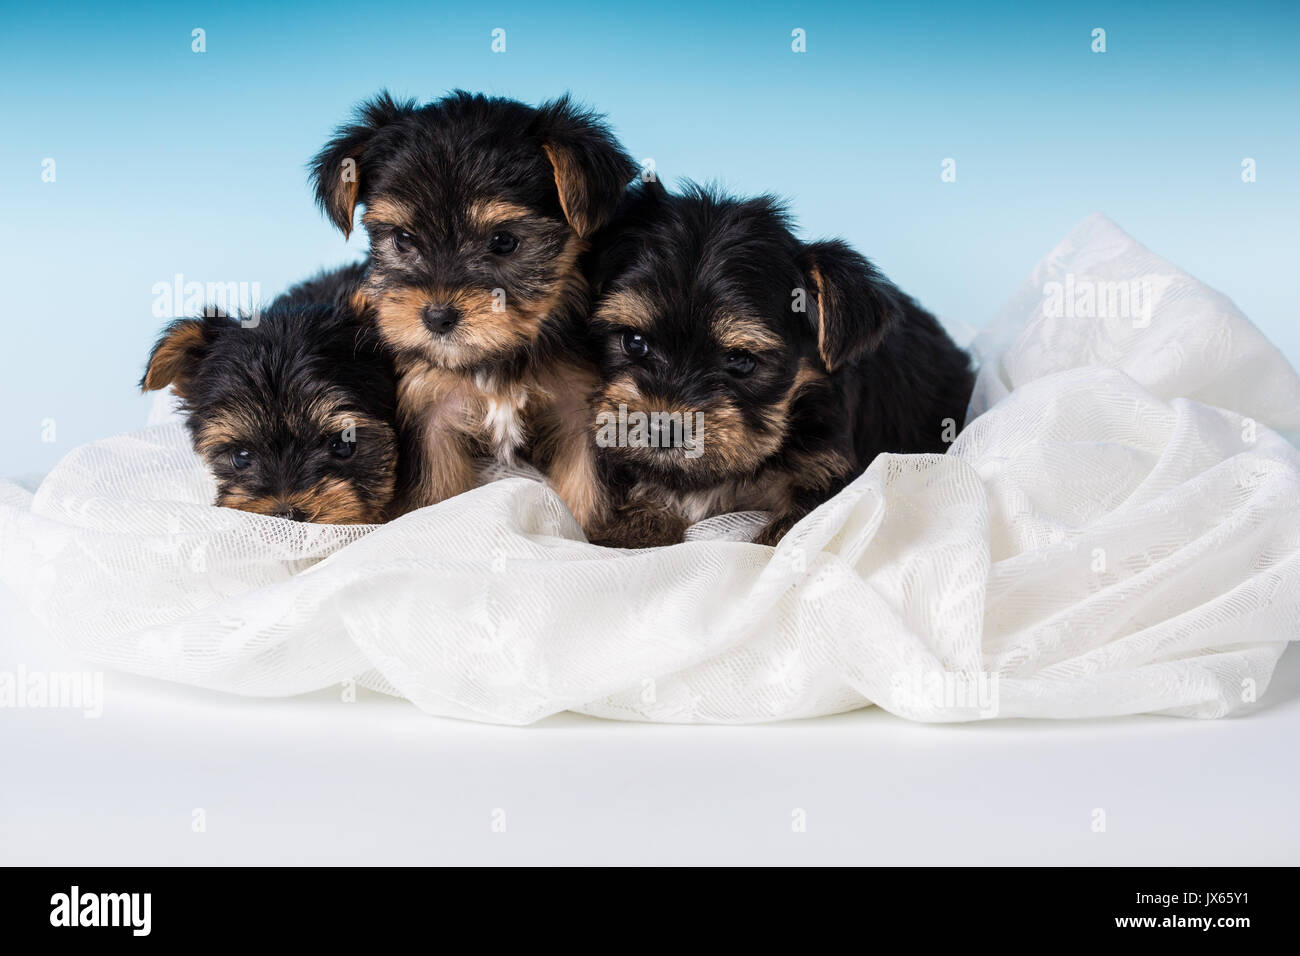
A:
[[3, 214, 1298, 723]]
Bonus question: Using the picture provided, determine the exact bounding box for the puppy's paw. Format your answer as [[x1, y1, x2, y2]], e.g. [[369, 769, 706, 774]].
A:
[[588, 503, 688, 549], [754, 512, 800, 547]]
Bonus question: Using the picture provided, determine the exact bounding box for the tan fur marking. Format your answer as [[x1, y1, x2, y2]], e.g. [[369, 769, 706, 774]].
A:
[[713, 315, 785, 355], [593, 381, 780, 476], [808, 264, 838, 371], [467, 198, 536, 230], [704, 399, 785, 471], [142, 320, 207, 395], [332, 174, 361, 239], [591, 356, 830, 522], [392, 362, 484, 510], [543, 143, 598, 238], [455, 288, 541, 357], [194, 407, 261, 456], [305, 477, 379, 524], [348, 286, 373, 314], [531, 360, 607, 527], [364, 252, 585, 372], [319, 410, 383, 436], [218, 475, 380, 525], [360, 196, 416, 231], [598, 374, 644, 408], [791, 358, 826, 394], [369, 284, 526, 371], [594, 289, 657, 331]]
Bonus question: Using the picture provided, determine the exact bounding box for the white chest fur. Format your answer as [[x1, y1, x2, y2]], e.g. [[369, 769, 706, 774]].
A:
[[474, 372, 531, 462]]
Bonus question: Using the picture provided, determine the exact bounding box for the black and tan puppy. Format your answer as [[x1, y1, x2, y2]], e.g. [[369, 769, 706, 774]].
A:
[[584, 182, 975, 547], [309, 90, 637, 521], [141, 267, 399, 523]]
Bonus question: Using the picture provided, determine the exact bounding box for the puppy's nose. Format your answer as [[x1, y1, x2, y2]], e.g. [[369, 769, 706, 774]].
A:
[[422, 305, 461, 336], [273, 506, 308, 522]]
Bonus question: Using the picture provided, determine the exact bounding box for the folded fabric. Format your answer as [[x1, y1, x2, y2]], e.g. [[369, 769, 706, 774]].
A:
[[3, 214, 1298, 723]]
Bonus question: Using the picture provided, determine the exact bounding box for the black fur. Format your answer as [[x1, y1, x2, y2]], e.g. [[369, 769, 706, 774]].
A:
[[275, 260, 370, 309], [307, 90, 639, 517], [140, 266, 400, 524], [585, 182, 975, 546], [308, 89, 636, 376]]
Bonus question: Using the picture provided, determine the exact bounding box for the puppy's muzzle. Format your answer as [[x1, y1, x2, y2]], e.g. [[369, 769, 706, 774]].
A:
[[422, 304, 461, 336]]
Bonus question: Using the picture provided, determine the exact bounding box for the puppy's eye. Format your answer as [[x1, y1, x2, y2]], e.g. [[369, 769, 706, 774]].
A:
[[487, 231, 519, 255], [393, 230, 416, 254], [723, 351, 757, 376], [622, 331, 650, 359], [230, 449, 253, 470], [328, 434, 356, 459]]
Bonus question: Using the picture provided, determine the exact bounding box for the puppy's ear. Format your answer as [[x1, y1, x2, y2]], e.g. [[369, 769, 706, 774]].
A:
[[533, 95, 638, 239], [587, 178, 667, 294], [801, 240, 905, 372], [309, 91, 417, 237], [140, 316, 227, 397]]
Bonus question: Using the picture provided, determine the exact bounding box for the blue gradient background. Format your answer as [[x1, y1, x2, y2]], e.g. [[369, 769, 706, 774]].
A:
[[2, 0, 1297, 475]]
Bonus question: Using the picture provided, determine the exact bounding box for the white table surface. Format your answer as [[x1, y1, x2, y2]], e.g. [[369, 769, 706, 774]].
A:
[[2, 582, 1297, 866]]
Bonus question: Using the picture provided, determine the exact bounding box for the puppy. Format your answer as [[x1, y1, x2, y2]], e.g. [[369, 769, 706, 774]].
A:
[[584, 182, 975, 547], [141, 268, 399, 523], [309, 90, 637, 521]]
